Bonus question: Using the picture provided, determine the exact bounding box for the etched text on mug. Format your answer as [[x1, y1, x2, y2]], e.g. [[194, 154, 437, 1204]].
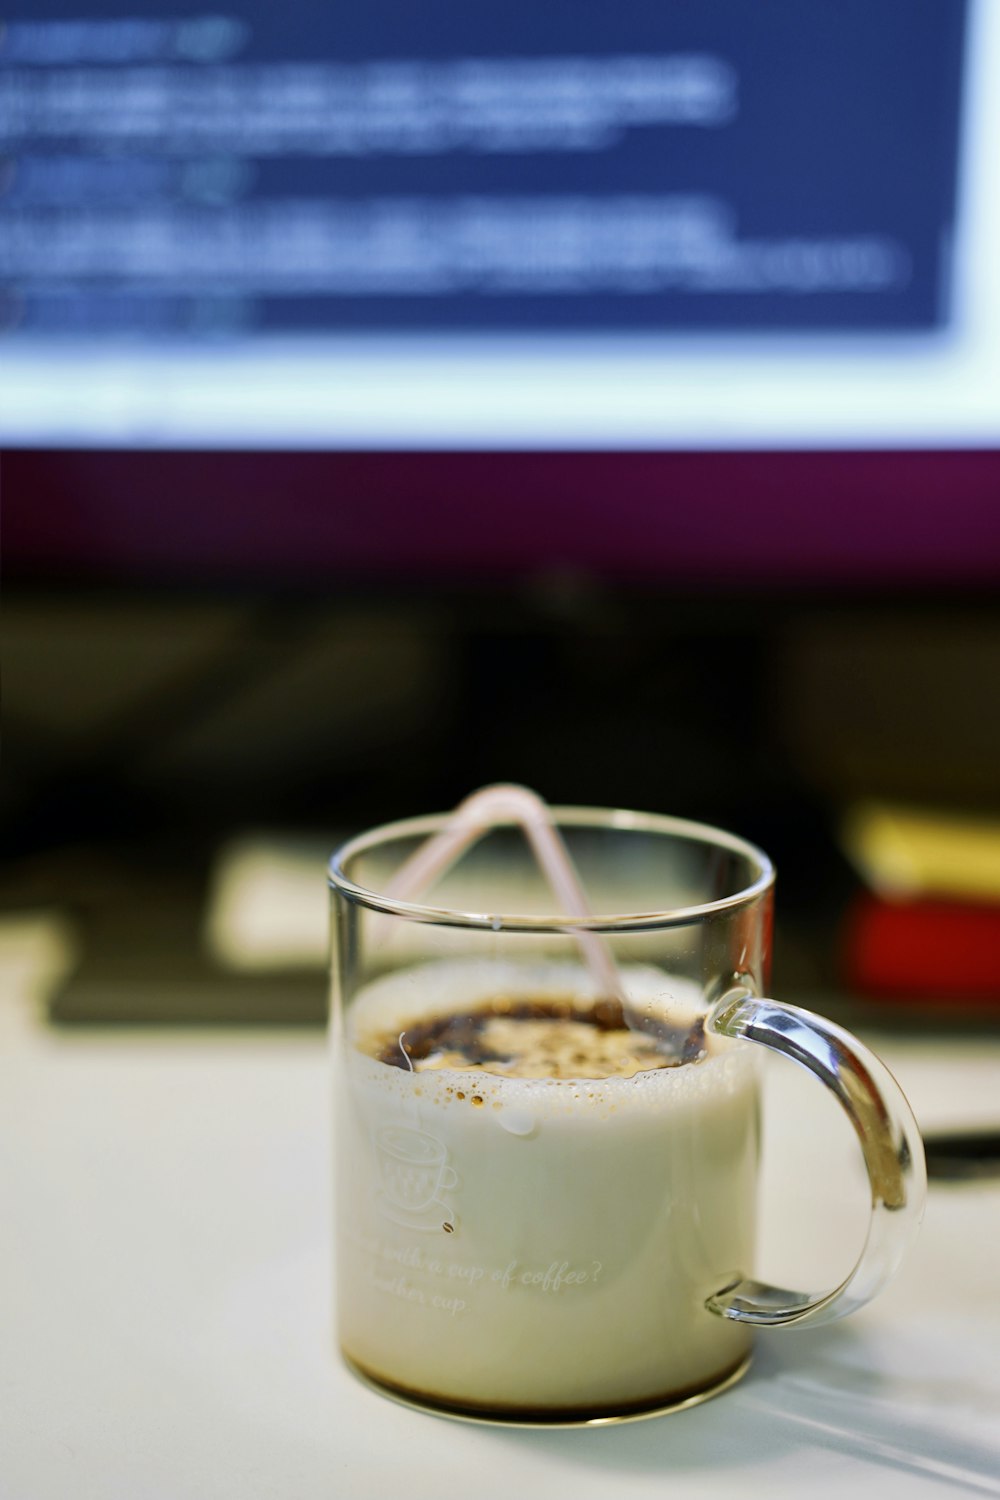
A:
[[357, 1230, 605, 1316]]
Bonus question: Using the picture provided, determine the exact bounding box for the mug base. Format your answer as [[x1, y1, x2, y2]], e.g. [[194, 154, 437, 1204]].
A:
[[341, 1350, 752, 1428]]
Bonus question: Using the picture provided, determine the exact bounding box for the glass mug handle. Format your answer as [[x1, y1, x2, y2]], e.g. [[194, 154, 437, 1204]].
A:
[[705, 990, 927, 1328]]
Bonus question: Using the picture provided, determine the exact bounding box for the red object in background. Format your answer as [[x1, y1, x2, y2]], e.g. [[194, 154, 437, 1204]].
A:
[[844, 892, 1000, 1005]]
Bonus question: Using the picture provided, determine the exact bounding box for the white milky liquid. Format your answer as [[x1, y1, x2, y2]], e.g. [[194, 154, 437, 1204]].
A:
[[334, 960, 759, 1418]]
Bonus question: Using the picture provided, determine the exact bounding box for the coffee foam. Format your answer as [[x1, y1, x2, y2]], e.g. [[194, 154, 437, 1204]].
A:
[[344, 959, 750, 1114], [409, 1011, 675, 1079]]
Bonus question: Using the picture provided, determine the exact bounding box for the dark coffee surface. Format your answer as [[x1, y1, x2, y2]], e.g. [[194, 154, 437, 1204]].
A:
[[372, 995, 706, 1079]]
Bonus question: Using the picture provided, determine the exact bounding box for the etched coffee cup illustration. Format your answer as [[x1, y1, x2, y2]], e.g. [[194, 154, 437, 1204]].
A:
[[375, 1125, 458, 1217]]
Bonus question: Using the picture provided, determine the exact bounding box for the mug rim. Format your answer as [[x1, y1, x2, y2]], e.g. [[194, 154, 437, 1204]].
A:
[[327, 806, 775, 932]]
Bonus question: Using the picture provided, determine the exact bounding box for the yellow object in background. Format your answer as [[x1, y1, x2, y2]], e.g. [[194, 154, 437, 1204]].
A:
[[841, 802, 1000, 903]]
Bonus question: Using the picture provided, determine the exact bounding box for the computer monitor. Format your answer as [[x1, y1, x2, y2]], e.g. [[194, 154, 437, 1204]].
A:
[[2, 0, 997, 453]]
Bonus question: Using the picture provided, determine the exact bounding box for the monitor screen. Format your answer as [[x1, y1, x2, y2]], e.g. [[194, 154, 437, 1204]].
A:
[[2, 0, 998, 450]]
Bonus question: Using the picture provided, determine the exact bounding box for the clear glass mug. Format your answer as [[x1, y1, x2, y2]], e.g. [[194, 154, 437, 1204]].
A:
[[328, 807, 925, 1427]]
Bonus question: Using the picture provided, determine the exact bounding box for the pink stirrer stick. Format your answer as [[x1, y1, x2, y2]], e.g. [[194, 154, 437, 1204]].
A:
[[379, 784, 624, 1001]]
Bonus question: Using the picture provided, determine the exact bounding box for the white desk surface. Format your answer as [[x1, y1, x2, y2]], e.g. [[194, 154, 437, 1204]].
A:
[[2, 918, 999, 1500]]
